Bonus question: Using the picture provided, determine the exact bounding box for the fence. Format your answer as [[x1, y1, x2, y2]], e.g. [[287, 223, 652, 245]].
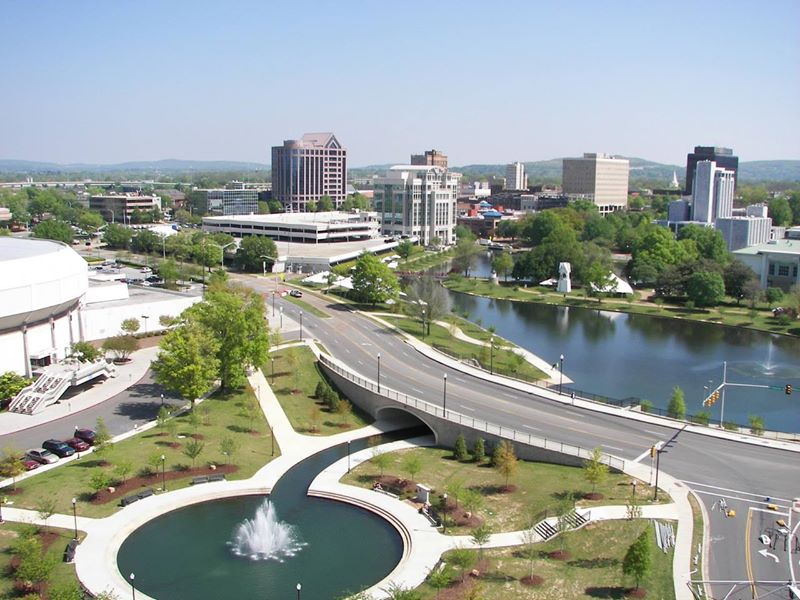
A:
[[318, 352, 626, 472]]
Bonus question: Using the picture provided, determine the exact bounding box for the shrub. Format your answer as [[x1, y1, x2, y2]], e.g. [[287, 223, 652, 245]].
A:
[[723, 421, 739, 431], [748, 415, 765, 436], [692, 411, 711, 426], [453, 434, 469, 461], [639, 399, 654, 414], [472, 438, 485, 463]]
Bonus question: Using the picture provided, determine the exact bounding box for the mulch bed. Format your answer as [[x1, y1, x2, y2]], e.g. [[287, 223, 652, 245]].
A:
[[520, 574, 544, 586], [626, 588, 648, 598], [584, 491, 605, 500], [440, 497, 483, 528], [547, 549, 571, 560], [377, 475, 417, 496], [9, 530, 63, 598], [90, 464, 239, 505]]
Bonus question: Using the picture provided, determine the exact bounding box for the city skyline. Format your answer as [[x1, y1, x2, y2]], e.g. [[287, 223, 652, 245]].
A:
[[1, 1, 798, 166]]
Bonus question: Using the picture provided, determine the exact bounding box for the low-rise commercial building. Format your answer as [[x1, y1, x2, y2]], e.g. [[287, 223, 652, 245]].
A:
[[202, 211, 379, 243], [733, 240, 800, 291], [89, 193, 162, 223], [562, 153, 629, 214]]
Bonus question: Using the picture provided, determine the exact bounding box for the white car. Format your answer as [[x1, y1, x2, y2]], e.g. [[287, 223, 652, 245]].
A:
[[26, 448, 59, 465], [140, 267, 152, 274]]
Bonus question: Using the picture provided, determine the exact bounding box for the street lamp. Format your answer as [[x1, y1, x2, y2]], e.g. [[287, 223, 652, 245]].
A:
[[160, 455, 166, 492], [271, 357, 275, 384], [0, 496, 5, 523], [421, 309, 426, 338], [442, 373, 447, 417], [141, 315, 149, 335], [489, 335, 495, 375], [296, 582, 302, 599], [347, 440, 351, 473], [272, 291, 276, 316], [129, 573, 136, 600], [279, 306, 283, 328], [71, 497, 78, 539], [299, 310, 303, 341], [559, 354, 565, 395], [160, 393, 164, 407], [377, 353, 381, 393]]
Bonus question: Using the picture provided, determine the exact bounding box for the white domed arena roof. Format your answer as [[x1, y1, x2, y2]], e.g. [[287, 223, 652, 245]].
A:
[[0, 238, 88, 326]]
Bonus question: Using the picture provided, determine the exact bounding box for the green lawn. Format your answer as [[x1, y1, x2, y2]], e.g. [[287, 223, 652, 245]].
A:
[[397, 248, 455, 271], [380, 315, 548, 382], [341, 447, 661, 534], [444, 277, 799, 337], [1, 388, 278, 518], [267, 346, 372, 435], [415, 520, 675, 599], [0, 523, 82, 598]]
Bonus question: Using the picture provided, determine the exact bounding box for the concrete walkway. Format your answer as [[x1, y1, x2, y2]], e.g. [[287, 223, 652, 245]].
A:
[[0, 346, 159, 436]]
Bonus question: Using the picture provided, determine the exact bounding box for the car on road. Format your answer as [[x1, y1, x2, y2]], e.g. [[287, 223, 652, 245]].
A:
[[140, 266, 152, 274], [42, 439, 76, 458], [289, 289, 303, 298], [74, 428, 96, 445], [22, 459, 40, 471], [26, 448, 59, 464], [65, 437, 90, 452]]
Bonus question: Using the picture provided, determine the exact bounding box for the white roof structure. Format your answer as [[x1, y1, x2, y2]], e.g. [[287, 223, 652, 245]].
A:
[[590, 273, 634, 295]]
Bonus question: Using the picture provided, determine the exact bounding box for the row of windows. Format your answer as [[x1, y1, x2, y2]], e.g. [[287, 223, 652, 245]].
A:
[[768, 263, 799, 277]]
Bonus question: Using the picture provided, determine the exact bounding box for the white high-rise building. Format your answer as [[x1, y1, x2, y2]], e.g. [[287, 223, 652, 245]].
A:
[[374, 165, 461, 246], [692, 160, 735, 223], [562, 153, 629, 214], [504, 162, 527, 190]]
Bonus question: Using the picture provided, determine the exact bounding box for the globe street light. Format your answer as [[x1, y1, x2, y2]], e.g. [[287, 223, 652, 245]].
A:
[[347, 440, 351, 473], [442, 373, 448, 417], [130, 573, 136, 600], [299, 310, 304, 341], [421, 309, 426, 338], [141, 315, 149, 335], [271, 357, 275, 384], [296, 582, 302, 599], [377, 353, 381, 393], [559, 354, 565, 395], [71, 497, 78, 539], [160, 455, 166, 492], [489, 335, 495, 375], [279, 306, 284, 329]]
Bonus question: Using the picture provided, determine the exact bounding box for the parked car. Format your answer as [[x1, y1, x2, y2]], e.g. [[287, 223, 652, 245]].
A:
[[42, 439, 76, 458], [26, 448, 59, 465], [289, 289, 303, 298], [74, 428, 96, 445], [140, 266, 152, 274], [64, 437, 90, 452], [22, 459, 40, 471]]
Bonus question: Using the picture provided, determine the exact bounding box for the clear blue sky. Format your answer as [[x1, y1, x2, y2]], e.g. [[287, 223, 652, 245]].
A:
[[1, 0, 797, 166]]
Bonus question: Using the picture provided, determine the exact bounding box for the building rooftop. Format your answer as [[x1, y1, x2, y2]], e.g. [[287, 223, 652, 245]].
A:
[[733, 239, 800, 256], [203, 211, 376, 226], [0, 237, 67, 261]]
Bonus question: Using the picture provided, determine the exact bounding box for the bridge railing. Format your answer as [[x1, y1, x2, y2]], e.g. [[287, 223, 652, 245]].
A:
[[319, 352, 626, 472]]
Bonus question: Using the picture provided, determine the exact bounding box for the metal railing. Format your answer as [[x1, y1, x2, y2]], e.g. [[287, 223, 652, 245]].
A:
[[318, 353, 626, 472]]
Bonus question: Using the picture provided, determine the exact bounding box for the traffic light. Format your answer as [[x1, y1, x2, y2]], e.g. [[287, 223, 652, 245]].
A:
[[705, 390, 720, 406], [650, 446, 657, 459], [786, 384, 793, 395]]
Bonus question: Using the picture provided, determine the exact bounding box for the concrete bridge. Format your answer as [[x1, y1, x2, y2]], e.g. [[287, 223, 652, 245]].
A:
[[318, 352, 625, 472]]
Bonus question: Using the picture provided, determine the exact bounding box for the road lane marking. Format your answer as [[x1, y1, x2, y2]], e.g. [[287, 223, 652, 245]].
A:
[[604, 445, 625, 452], [522, 424, 540, 431], [681, 481, 791, 503], [745, 508, 755, 597], [643, 429, 662, 435], [460, 406, 476, 412], [632, 448, 652, 463], [692, 489, 790, 508]]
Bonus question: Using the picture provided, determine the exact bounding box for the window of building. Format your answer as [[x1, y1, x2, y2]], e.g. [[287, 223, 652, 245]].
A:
[[768, 264, 775, 275], [778, 265, 790, 277]]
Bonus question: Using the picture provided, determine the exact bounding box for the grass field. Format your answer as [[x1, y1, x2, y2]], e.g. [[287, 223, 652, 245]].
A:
[[380, 315, 548, 382], [444, 277, 799, 337], [414, 520, 675, 600], [267, 346, 372, 435], [0, 388, 278, 518], [341, 447, 661, 534]]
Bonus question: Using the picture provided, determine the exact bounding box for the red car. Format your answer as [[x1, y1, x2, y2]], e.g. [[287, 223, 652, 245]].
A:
[[65, 437, 90, 452], [22, 459, 40, 471]]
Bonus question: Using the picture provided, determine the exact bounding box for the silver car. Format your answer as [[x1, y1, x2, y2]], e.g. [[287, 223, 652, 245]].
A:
[[26, 448, 59, 465]]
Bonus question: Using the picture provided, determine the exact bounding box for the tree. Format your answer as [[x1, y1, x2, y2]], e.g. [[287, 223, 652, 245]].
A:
[[383, 583, 421, 600], [583, 447, 609, 494], [0, 371, 32, 400], [426, 566, 453, 599], [93, 416, 112, 461], [182, 438, 205, 468], [337, 398, 353, 425], [184, 283, 269, 390], [318, 195, 334, 211], [235, 235, 278, 272], [406, 275, 449, 336], [219, 436, 238, 465], [678, 224, 729, 263], [445, 479, 464, 508], [491, 251, 514, 281], [69, 341, 101, 362], [131, 229, 160, 253], [448, 546, 476, 582], [396, 239, 414, 259], [462, 488, 484, 516], [49, 583, 85, 600], [14, 535, 56, 589], [0, 447, 26, 490], [667, 386, 686, 420], [724, 260, 758, 304], [102, 223, 132, 249], [89, 470, 112, 495], [452, 235, 481, 276], [78, 211, 105, 235], [36, 496, 57, 531], [351, 252, 400, 305], [472, 438, 486, 463], [114, 460, 133, 484], [686, 271, 726, 307], [120, 318, 141, 335], [156, 405, 171, 432], [766, 287, 784, 307], [102, 335, 139, 361], [622, 529, 653, 590], [453, 433, 469, 461], [309, 405, 322, 432], [748, 414, 765, 436], [470, 524, 492, 557], [768, 197, 793, 226], [32, 219, 73, 244], [152, 322, 221, 408], [157, 259, 181, 289], [492, 440, 518, 488], [519, 521, 539, 579], [371, 449, 391, 477], [402, 453, 422, 482]]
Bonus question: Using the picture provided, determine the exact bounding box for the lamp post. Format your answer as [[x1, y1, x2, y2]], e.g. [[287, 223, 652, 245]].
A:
[[347, 440, 351, 473], [271, 357, 275, 384], [129, 573, 136, 600], [0, 496, 4, 523], [71, 497, 78, 539], [630, 480, 637, 503], [160, 454, 166, 492], [279, 306, 283, 329], [442, 374, 447, 418], [377, 353, 381, 393], [270, 423, 275, 456], [558, 354, 565, 395], [421, 309, 426, 338], [299, 310, 303, 341], [272, 291, 276, 316], [489, 335, 495, 375], [296, 582, 302, 599], [160, 393, 164, 407], [141, 315, 149, 334]]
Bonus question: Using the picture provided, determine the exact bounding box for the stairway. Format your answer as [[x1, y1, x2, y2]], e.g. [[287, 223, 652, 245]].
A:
[[533, 509, 589, 541]]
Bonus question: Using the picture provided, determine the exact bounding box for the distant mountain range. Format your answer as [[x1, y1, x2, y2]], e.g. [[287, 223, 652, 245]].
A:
[[1, 157, 798, 183]]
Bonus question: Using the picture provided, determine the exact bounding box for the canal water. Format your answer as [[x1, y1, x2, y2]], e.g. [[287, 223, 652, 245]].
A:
[[441, 253, 800, 431]]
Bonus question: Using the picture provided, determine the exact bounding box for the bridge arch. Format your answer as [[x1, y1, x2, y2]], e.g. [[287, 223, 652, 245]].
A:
[[375, 406, 439, 445]]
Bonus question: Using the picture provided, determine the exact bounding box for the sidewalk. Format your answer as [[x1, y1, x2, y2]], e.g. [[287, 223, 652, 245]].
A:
[[0, 346, 160, 436]]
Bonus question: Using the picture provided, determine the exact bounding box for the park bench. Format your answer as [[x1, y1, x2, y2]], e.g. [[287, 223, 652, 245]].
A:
[[64, 539, 78, 562], [191, 475, 209, 485]]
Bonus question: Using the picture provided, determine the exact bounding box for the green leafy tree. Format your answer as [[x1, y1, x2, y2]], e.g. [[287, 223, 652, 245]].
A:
[[396, 239, 414, 259], [622, 529, 653, 590], [453, 433, 469, 461], [448, 546, 476, 582], [493, 440, 518, 488], [351, 252, 400, 305], [406, 275, 449, 336], [32, 219, 73, 244], [667, 386, 687, 420], [462, 488, 484, 515], [14, 535, 56, 588], [678, 224, 729, 263], [103, 223, 132, 249], [235, 235, 278, 272], [69, 341, 101, 362], [153, 322, 221, 408], [472, 438, 486, 463], [748, 414, 765, 436], [113, 460, 133, 484], [318, 195, 335, 211], [157, 259, 181, 289], [156, 405, 171, 431], [470, 524, 492, 556], [383, 583, 422, 600], [0, 447, 27, 490], [77, 211, 105, 235], [93, 416, 112, 460], [402, 453, 422, 482], [371, 449, 391, 477], [219, 436, 238, 465], [426, 566, 453, 598], [121, 318, 140, 335], [686, 271, 726, 307], [445, 479, 464, 508], [766, 287, 784, 307], [49, 583, 85, 600], [452, 235, 481, 276], [0, 371, 32, 400], [724, 260, 758, 305], [184, 283, 269, 390], [583, 447, 609, 494], [131, 229, 160, 253], [491, 251, 514, 281], [182, 438, 205, 468], [768, 197, 793, 226], [102, 334, 139, 361]]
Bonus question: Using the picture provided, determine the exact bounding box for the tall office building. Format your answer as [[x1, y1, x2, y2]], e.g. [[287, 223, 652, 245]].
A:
[[410, 149, 448, 168], [691, 160, 734, 223], [504, 162, 527, 190], [685, 146, 738, 195], [271, 133, 347, 212], [374, 165, 460, 246], [561, 153, 629, 214]]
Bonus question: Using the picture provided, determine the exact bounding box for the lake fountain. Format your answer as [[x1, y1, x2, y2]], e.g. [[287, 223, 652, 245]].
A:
[[229, 499, 304, 561]]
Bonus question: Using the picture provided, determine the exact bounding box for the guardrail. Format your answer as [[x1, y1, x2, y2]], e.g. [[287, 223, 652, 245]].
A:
[[318, 352, 626, 472]]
